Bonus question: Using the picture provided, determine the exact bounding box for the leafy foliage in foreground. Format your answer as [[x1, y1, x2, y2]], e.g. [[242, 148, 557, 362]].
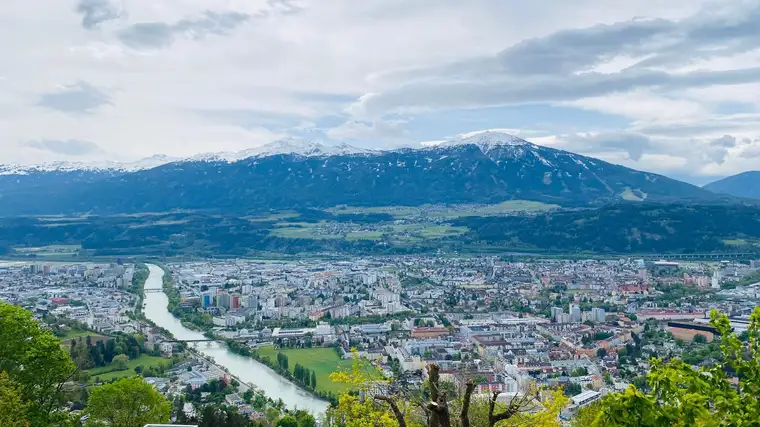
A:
[[592, 308, 760, 426], [0, 302, 77, 426], [84, 376, 171, 427]]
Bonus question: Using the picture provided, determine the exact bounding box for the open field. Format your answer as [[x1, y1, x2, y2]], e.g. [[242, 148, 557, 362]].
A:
[[269, 220, 468, 242], [328, 200, 558, 219], [247, 211, 300, 222], [13, 244, 81, 257], [257, 346, 367, 394], [87, 354, 172, 382]]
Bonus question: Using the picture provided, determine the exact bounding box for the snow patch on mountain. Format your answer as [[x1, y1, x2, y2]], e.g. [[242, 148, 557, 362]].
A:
[[440, 131, 532, 154], [0, 139, 377, 174], [0, 154, 180, 175], [190, 138, 378, 163]]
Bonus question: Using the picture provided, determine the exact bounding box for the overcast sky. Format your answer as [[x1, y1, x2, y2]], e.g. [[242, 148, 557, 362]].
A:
[[2, 0, 760, 184]]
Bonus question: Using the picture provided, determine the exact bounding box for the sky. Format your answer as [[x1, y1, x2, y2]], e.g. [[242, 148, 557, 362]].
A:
[[2, 0, 760, 185]]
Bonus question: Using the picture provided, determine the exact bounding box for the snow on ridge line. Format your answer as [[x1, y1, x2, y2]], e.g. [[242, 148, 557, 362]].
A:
[[186, 139, 380, 163], [0, 133, 546, 174], [0, 155, 181, 175]]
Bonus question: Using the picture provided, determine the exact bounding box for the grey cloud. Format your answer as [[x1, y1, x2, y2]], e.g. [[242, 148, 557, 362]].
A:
[[704, 135, 740, 164], [636, 4, 760, 68], [354, 2, 760, 118], [558, 132, 653, 161], [710, 135, 737, 148], [633, 114, 760, 137], [76, 0, 123, 29], [37, 82, 110, 114], [357, 66, 760, 118], [740, 139, 760, 158], [265, 0, 304, 15], [327, 119, 410, 143], [494, 19, 674, 76], [24, 139, 102, 156], [705, 146, 730, 164], [118, 23, 174, 49], [117, 11, 249, 49]]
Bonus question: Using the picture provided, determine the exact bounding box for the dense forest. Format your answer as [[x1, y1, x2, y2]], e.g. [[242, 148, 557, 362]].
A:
[[1, 204, 759, 257], [454, 203, 760, 253]]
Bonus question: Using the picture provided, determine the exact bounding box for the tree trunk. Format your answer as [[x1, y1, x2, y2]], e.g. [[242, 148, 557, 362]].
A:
[[428, 364, 441, 427], [426, 364, 454, 427], [461, 381, 475, 427]]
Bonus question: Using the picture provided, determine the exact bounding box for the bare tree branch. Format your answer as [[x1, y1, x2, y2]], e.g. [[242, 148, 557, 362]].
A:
[[488, 390, 523, 427], [375, 395, 406, 427]]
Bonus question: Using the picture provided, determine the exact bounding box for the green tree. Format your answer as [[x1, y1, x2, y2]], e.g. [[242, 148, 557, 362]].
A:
[[297, 411, 317, 427], [198, 405, 252, 427], [85, 377, 171, 427], [311, 370, 317, 390], [277, 415, 299, 427], [112, 354, 129, 370], [596, 348, 608, 358], [692, 333, 707, 344], [571, 402, 601, 427], [0, 302, 76, 426], [592, 308, 760, 426], [0, 372, 29, 427]]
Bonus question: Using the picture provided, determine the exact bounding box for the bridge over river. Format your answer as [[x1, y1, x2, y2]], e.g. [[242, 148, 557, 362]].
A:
[[141, 264, 328, 414]]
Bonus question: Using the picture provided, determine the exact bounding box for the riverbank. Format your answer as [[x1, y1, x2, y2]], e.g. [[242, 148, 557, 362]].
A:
[[157, 264, 336, 404], [142, 264, 329, 414]]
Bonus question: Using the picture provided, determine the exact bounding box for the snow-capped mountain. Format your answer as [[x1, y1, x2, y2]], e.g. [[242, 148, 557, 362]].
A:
[[440, 131, 532, 151], [0, 139, 377, 174], [188, 139, 378, 163], [0, 154, 181, 175], [0, 131, 722, 217]]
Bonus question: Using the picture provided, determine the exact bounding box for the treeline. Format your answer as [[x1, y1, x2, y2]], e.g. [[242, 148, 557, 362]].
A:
[[455, 203, 760, 253], [293, 363, 317, 390], [68, 333, 143, 370], [225, 341, 338, 405]]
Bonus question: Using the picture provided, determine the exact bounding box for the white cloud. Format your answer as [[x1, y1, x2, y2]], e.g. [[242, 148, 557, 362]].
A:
[[0, 0, 758, 182]]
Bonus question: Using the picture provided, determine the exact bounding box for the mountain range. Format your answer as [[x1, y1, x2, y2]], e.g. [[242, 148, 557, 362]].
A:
[[705, 171, 760, 199], [0, 132, 731, 216]]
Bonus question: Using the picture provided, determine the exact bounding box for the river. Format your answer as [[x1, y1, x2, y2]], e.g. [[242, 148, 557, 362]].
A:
[[142, 264, 329, 414]]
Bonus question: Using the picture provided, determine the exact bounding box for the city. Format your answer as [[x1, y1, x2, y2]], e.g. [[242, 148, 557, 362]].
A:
[[2, 255, 759, 423]]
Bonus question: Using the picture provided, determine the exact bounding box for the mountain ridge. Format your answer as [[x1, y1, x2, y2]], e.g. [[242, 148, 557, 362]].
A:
[[0, 133, 727, 216], [704, 171, 760, 199]]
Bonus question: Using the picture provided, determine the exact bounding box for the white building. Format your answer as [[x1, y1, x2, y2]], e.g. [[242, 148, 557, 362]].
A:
[[571, 390, 601, 408], [591, 307, 606, 323], [569, 304, 581, 323]]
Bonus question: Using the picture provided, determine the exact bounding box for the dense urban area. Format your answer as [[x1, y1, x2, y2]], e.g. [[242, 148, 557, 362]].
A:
[[2, 255, 760, 425]]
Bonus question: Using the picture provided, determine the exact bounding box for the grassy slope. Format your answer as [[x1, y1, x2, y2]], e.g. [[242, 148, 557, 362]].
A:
[[87, 354, 171, 382], [257, 346, 356, 394]]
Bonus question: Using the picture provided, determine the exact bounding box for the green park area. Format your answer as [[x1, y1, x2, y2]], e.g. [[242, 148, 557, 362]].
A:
[[257, 346, 364, 394], [86, 354, 172, 383], [328, 200, 558, 219]]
